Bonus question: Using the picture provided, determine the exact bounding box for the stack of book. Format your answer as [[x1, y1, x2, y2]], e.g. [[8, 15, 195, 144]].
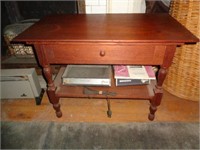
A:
[[113, 65, 156, 86]]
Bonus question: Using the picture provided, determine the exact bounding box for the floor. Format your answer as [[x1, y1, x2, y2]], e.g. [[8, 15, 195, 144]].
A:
[[1, 90, 199, 122]]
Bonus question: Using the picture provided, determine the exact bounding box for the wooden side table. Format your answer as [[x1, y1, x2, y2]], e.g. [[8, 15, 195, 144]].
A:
[[13, 14, 198, 120]]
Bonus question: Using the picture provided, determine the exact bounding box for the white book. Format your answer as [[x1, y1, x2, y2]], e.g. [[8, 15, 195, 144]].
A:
[[114, 65, 156, 86], [114, 65, 149, 79]]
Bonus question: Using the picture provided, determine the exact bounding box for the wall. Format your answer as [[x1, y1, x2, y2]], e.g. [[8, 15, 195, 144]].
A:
[[85, 0, 146, 14]]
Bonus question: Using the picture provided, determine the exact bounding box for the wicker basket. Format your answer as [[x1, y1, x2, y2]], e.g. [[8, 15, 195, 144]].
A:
[[163, 0, 199, 101]]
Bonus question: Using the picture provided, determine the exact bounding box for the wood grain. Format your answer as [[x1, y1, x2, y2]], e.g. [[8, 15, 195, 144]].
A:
[[13, 14, 198, 43]]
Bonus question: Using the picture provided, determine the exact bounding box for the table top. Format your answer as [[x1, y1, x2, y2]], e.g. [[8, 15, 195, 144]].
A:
[[14, 14, 198, 44]]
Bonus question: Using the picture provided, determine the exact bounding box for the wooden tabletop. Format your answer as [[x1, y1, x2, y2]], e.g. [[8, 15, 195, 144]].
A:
[[13, 14, 199, 44]]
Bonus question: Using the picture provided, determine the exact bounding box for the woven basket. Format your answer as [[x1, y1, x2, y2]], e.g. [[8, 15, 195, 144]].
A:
[[163, 0, 199, 101]]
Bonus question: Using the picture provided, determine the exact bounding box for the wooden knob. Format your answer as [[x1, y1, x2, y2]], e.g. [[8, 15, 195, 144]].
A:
[[100, 50, 106, 57]]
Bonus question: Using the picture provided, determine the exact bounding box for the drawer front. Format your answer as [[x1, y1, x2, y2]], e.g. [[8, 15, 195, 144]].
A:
[[44, 44, 166, 65]]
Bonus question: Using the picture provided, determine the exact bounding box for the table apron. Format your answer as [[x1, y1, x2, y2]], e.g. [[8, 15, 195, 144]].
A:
[[42, 44, 166, 65]]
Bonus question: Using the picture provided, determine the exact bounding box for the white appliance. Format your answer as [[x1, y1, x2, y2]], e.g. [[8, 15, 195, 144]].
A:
[[0, 68, 44, 105], [62, 65, 112, 86]]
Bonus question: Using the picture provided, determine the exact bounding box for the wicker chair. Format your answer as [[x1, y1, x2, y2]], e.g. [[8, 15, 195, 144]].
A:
[[3, 19, 39, 57]]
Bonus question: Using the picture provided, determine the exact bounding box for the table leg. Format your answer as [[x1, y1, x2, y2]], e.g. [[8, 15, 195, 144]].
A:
[[43, 66, 62, 118], [148, 67, 166, 121], [148, 45, 176, 121]]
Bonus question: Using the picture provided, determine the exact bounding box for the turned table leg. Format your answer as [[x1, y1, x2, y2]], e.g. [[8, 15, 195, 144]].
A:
[[148, 67, 166, 121], [148, 45, 176, 121], [43, 66, 62, 118]]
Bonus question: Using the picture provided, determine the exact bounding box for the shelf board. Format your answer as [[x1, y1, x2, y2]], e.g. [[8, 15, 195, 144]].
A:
[[55, 67, 155, 100]]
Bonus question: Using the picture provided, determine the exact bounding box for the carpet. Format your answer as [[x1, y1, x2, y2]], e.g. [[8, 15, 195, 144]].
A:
[[1, 121, 199, 149]]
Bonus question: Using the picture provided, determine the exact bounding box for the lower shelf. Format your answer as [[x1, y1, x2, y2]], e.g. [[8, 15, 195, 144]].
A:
[[55, 67, 155, 100]]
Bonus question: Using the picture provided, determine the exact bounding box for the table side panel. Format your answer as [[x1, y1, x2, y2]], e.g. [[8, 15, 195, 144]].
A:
[[44, 44, 166, 65]]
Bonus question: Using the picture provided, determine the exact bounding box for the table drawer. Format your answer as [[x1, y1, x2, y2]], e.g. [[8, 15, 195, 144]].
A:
[[44, 44, 166, 65]]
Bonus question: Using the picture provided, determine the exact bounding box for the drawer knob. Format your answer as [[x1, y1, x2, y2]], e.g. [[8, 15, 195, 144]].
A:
[[100, 50, 106, 57]]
